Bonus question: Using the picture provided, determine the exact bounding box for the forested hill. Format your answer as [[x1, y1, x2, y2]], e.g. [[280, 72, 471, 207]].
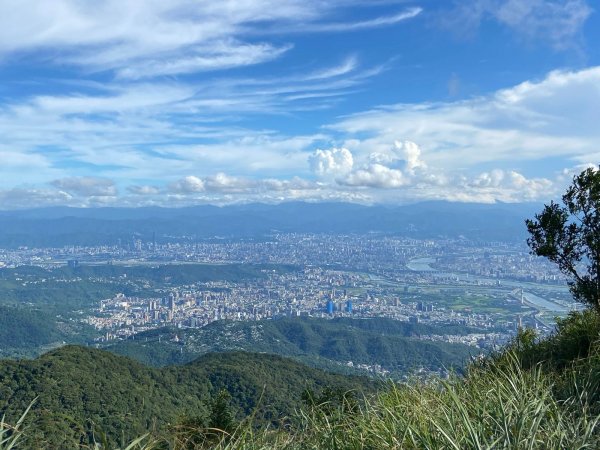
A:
[[107, 317, 476, 377], [0, 346, 372, 449]]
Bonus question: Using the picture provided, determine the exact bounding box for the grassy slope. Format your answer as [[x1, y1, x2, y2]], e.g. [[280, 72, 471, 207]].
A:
[[3, 312, 600, 448], [180, 310, 600, 449]]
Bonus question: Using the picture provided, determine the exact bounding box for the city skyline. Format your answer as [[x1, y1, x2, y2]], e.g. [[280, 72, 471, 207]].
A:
[[0, 0, 599, 208]]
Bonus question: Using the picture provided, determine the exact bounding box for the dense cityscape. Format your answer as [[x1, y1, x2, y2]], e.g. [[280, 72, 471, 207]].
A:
[[0, 233, 578, 353]]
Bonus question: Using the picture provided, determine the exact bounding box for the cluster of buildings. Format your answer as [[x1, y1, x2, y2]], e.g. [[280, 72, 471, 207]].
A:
[[85, 265, 530, 349], [0, 234, 564, 283], [1, 233, 573, 350]]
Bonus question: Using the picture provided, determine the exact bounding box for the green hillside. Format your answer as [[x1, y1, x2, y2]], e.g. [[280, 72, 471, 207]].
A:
[[5, 312, 600, 450], [0, 263, 297, 357], [0, 346, 372, 449], [0, 305, 96, 358], [107, 317, 476, 377]]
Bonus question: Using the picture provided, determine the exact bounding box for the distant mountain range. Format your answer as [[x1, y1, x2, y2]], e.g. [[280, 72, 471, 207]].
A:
[[0, 201, 541, 246]]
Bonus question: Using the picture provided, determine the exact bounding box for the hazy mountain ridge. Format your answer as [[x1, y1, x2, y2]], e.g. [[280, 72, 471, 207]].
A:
[[0, 201, 541, 247]]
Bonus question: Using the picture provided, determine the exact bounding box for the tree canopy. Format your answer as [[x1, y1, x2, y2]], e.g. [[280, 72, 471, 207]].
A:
[[526, 167, 600, 308]]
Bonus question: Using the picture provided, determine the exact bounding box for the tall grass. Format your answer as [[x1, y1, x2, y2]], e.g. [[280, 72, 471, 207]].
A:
[[197, 352, 600, 450], [0, 400, 34, 450], [8, 352, 599, 449], [5, 311, 600, 448]]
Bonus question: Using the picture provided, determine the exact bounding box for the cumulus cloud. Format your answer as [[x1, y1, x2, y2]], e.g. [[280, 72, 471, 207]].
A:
[[330, 141, 428, 190], [204, 173, 257, 193], [169, 173, 317, 197], [469, 169, 554, 201], [309, 147, 354, 177], [368, 141, 426, 174], [169, 173, 258, 194], [50, 177, 117, 197], [304, 138, 560, 203], [342, 164, 406, 188], [0, 162, 569, 208], [163, 172, 370, 205], [400, 141, 426, 173], [169, 176, 205, 193], [472, 169, 508, 188]]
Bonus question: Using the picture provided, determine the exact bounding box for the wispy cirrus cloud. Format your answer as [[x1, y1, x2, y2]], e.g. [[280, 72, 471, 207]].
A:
[[290, 7, 422, 33], [0, 0, 420, 77], [51, 177, 117, 197], [116, 42, 293, 80], [442, 0, 592, 50], [0, 56, 376, 187]]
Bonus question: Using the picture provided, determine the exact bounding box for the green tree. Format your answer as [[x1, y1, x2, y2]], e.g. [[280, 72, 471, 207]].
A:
[[208, 390, 236, 434], [526, 166, 600, 308]]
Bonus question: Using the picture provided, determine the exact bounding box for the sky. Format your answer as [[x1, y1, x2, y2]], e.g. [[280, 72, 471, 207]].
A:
[[0, 0, 599, 208]]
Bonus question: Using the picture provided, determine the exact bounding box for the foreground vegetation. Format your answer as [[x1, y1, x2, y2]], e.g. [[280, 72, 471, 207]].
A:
[[2, 310, 600, 449], [150, 311, 600, 449], [0, 349, 371, 448]]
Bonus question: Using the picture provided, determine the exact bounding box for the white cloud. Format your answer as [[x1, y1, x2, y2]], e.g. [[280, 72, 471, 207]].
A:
[[0, 188, 73, 209], [0, 160, 572, 208], [298, 7, 422, 32], [0, 47, 597, 207], [337, 141, 425, 189], [303, 56, 359, 81], [169, 173, 315, 197], [260, 176, 315, 192], [468, 169, 554, 201], [304, 140, 561, 203], [0, 1, 420, 76], [309, 147, 354, 177], [472, 169, 508, 187], [0, 148, 61, 187], [342, 164, 406, 188], [204, 173, 256, 193], [368, 140, 426, 174], [400, 141, 425, 173], [169, 176, 205, 193], [116, 42, 293, 79], [163, 172, 371, 205], [50, 177, 117, 197], [330, 66, 600, 170], [127, 185, 160, 195], [0, 52, 383, 187], [444, 0, 592, 50]]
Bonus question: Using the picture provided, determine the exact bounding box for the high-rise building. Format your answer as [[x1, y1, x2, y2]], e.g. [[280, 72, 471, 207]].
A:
[[326, 300, 334, 315], [168, 293, 176, 312]]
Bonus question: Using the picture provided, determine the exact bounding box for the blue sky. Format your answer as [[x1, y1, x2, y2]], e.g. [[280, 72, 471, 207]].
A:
[[0, 0, 598, 208]]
